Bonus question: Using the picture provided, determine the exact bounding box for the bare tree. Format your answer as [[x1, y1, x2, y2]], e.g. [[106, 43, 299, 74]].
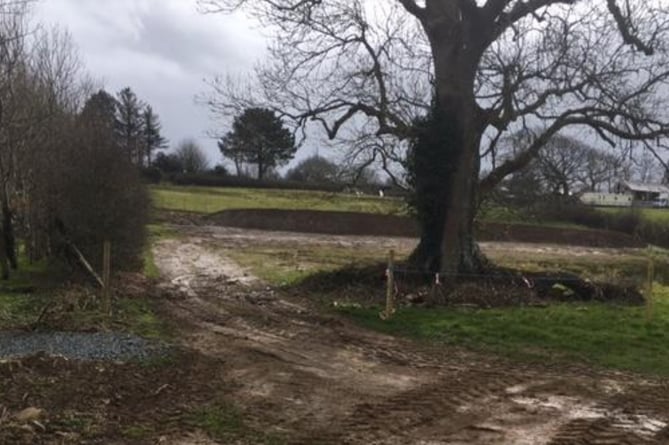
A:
[[21, 26, 90, 267], [176, 139, 210, 174], [499, 132, 623, 195], [202, 0, 669, 277], [286, 155, 339, 183], [579, 149, 621, 192], [632, 149, 662, 183], [0, 1, 36, 276]]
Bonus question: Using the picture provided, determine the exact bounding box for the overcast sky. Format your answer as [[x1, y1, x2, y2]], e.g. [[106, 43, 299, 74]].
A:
[[35, 0, 271, 166]]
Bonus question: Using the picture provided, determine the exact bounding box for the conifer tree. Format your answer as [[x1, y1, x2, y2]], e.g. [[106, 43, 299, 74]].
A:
[[142, 105, 168, 166]]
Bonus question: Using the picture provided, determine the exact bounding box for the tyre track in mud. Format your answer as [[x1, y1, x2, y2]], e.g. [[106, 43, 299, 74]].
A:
[[331, 371, 528, 444], [298, 374, 669, 445], [153, 228, 669, 445]]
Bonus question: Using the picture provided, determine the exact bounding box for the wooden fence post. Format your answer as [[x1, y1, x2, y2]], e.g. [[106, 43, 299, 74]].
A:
[[102, 241, 111, 316], [645, 253, 655, 323], [381, 250, 396, 320]]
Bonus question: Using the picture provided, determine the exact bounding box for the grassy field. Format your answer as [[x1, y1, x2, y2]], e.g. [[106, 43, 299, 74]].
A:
[[151, 185, 406, 215], [229, 239, 669, 288], [227, 244, 393, 287], [151, 184, 610, 233], [598, 206, 669, 223]]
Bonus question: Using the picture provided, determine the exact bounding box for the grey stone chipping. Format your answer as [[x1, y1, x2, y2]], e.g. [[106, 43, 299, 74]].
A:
[[0, 331, 169, 361]]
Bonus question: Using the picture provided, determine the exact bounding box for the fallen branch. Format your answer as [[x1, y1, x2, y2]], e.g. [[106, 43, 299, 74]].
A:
[[68, 242, 104, 288]]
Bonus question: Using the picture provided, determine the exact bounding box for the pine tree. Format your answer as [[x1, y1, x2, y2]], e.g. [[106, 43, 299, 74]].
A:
[[79, 89, 118, 140], [115, 87, 145, 165], [142, 105, 168, 166], [220, 107, 296, 180]]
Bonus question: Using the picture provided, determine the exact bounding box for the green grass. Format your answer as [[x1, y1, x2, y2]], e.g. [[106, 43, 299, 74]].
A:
[[144, 224, 176, 279], [187, 402, 285, 444], [477, 204, 595, 230], [114, 298, 172, 340], [1, 253, 66, 291], [0, 293, 45, 328], [0, 291, 171, 340], [0, 249, 170, 340], [639, 208, 669, 223], [227, 245, 390, 287], [0, 255, 67, 329], [599, 207, 669, 223], [121, 424, 155, 440], [151, 184, 406, 215], [338, 285, 669, 376]]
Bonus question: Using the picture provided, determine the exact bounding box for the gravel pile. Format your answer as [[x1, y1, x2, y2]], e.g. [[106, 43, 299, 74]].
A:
[[0, 331, 169, 361]]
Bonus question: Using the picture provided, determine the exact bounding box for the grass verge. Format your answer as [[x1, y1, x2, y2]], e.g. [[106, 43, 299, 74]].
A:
[[599, 207, 669, 224], [227, 245, 389, 287], [0, 246, 171, 341], [186, 402, 285, 444], [144, 224, 177, 279], [338, 285, 669, 376]]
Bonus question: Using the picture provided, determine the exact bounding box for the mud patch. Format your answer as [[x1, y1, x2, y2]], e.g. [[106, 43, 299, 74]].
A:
[[154, 238, 258, 292], [147, 230, 669, 444]]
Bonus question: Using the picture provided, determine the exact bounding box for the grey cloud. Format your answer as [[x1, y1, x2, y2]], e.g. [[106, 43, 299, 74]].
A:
[[34, 0, 266, 163], [134, 7, 258, 75]]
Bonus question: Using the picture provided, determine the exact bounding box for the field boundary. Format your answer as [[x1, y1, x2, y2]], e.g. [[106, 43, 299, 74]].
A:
[[204, 209, 645, 248]]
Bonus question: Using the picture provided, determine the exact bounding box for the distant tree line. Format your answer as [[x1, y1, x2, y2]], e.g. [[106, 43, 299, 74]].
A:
[[148, 106, 386, 189], [489, 131, 667, 212]]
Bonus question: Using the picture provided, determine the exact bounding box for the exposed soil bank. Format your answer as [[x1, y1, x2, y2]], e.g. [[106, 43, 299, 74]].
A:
[[204, 209, 644, 248]]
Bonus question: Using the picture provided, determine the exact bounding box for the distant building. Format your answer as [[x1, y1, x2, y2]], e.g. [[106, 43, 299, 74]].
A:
[[580, 181, 669, 208], [580, 192, 633, 207], [615, 181, 669, 207]]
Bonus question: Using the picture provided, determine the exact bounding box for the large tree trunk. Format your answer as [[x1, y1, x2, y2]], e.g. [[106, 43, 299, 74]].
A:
[[0, 226, 8, 280], [3, 203, 16, 270], [409, 13, 488, 279], [257, 156, 264, 180], [408, 98, 486, 277], [1, 190, 16, 270]]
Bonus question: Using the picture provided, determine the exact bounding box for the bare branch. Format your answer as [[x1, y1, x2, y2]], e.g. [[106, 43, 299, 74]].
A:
[[396, 0, 425, 21], [606, 0, 654, 55]]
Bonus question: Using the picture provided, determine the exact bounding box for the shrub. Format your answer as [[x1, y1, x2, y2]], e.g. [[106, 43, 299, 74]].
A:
[[54, 143, 150, 272], [537, 199, 669, 248], [141, 166, 163, 184]]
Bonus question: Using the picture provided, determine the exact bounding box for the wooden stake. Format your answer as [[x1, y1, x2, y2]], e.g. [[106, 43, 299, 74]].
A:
[[102, 241, 111, 316], [645, 253, 655, 323], [381, 250, 396, 320]]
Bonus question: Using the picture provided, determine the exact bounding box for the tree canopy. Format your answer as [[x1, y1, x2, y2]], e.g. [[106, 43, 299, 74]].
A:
[[286, 155, 339, 183], [143, 105, 169, 166], [219, 107, 297, 180]]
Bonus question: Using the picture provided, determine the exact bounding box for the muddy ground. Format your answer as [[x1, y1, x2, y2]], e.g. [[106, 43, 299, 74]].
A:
[[2, 225, 669, 444]]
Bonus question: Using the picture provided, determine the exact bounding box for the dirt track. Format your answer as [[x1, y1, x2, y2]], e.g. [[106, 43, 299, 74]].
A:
[[153, 226, 669, 444]]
